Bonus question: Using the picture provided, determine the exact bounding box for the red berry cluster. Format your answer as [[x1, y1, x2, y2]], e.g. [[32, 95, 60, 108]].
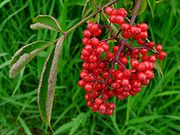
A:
[[78, 6, 167, 115]]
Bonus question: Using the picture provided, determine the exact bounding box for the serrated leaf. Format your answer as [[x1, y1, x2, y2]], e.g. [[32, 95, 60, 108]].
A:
[[147, 0, 155, 18], [38, 35, 65, 126], [65, 0, 86, 6], [31, 15, 63, 32], [9, 41, 51, 79]]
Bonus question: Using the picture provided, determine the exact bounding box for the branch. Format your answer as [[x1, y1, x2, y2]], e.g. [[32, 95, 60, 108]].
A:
[[65, 0, 118, 34]]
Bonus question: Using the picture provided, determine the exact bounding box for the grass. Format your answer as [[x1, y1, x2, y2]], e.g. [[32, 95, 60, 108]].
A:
[[0, 0, 180, 134]]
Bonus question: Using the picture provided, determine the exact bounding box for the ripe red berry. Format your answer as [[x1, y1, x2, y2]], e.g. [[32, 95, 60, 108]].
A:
[[149, 55, 156, 63], [148, 42, 155, 48], [139, 23, 148, 31], [130, 59, 139, 68], [145, 70, 154, 79], [156, 44, 163, 51], [83, 30, 92, 38], [87, 22, 93, 30], [157, 51, 167, 60], [121, 78, 129, 87], [116, 15, 124, 24], [78, 80, 85, 87], [96, 46, 105, 54], [90, 24, 100, 33], [136, 62, 146, 72], [95, 98, 103, 105], [92, 104, 99, 112], [106, 6, 113, 15], [137, 72, 146, 83], [117, 8, 128, 17], [110, 15, 117, 23], [86, 101, 93, 107], [106, 108, 113, 115], [121, 23, 130, 31], [99, 104, 107, 114], [140, 31, 148, 39]]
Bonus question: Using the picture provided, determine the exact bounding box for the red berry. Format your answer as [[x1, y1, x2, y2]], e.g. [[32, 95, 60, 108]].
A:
[[95, 98, 103, 105], [84, 83, 93, 92], [136, 62, 146, 72], [157, 51, 167, 60], [156, 44, 163, 51], [86, 101, 93, 107], [92, 104, 99, 112], [78, 80, 85, 87], [106, 108, 113, 115], [137, 72, 146, 82], [149, 55, 156, 63], [91, 37, 99, 47], [121, 78, 129, 87], [109, 103, 116, 110], [117, 8, 128, 17], [130, 59, 139, 68], [121, 23, 130, 31], [106, 6, 113, 15], [140, 31, 148, 39], [101, 42, 110, 52], [83, 30, 92, 38], [96, 46, 104, 54], [145, 70, 154, 79], [116, 15, 124, 24], [99, 104, 107, 114], [110, 15, 117, 23], [90, 24, 100, 33], [87, 22, 93, 30], [148, 42, 155, 48], [139, 23, 148, 31]]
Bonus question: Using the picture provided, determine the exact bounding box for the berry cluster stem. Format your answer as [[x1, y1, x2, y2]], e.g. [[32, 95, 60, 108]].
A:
[[101, 0, 143, 94], [115, 0, 142, 60]]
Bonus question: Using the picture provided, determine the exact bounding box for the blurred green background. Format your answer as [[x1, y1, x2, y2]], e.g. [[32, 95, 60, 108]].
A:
[[0, 0, 180, 134]]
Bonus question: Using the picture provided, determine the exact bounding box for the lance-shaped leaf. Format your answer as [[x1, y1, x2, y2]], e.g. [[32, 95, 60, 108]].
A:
[[9, 41, 51, 79], [147, 0, 155, 18], [38, 35, 65, 126], [30, 15, 63, 33]]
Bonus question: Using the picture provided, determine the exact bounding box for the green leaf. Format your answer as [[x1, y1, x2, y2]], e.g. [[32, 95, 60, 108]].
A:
[[18, 117, 32, 135], [31, 15, 63, 32], [124, 0, 133, 6], [65, 0, 86, 6], [154, 62, 163, 75], [138, 0, 147, 15], [9, 41, 51, 79], [38, 35, 65, 126], [128, 115, 162, 124], [0, 0, 11, 9], [147, 0, 155, 18]]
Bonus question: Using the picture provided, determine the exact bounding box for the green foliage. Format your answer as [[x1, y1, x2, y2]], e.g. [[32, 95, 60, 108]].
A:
[[38, 36, 65, 126], [0, 0, 180, 135], [30, 15, 63, 32], [9, 41, 51, 78]]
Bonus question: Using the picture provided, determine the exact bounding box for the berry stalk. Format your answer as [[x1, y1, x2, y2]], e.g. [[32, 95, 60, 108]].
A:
[[115, 0, 143, 61]]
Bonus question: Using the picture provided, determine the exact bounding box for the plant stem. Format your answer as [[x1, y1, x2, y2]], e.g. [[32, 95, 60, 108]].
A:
[[114, 0, 142, 61], [101, 0, 143, 95], [65, 0, 118, 35]]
